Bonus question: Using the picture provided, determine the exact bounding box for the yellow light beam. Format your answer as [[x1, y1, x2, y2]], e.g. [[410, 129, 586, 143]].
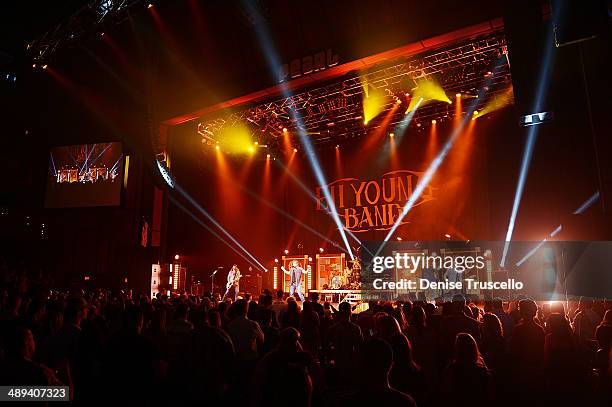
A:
[[406, 77, 451, 113]]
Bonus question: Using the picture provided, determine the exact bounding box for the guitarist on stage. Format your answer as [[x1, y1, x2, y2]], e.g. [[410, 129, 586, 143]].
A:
[[222, 264, 241, 302]]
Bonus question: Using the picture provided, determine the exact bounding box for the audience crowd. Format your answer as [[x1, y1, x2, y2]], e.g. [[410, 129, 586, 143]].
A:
[[1, 272, 611, 406]]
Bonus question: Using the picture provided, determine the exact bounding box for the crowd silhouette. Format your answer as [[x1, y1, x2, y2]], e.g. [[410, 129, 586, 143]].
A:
[[1, 272, 611, 406]]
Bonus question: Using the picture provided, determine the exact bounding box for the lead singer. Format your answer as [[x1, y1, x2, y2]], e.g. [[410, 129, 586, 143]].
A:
[[282, 260, 309, 302]]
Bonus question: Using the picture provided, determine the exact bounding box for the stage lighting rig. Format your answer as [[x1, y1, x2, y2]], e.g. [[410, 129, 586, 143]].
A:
[[27, 0, 156, 65], [195, 32, 512, 151]]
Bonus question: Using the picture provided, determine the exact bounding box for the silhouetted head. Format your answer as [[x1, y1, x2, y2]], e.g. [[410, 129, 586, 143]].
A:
[[388, 333, 417, 368], [338, 301, 352, 320], [548, 312, 572, 339], [518, 299, 538, 320], [279, 327, 301, 352], [411, 305, 426, 327], [10, 326, 35, 359], [64, 297, 87, 325], [259, 308, 273, 327], [595, 323, 612, 349], [359, 338, 393, 382], [482, 312, 503, 339], [234, 299, 248, 317], [375, 314, 401, 340], [451, 294, 466, 314], [454, 333, 482, 366]]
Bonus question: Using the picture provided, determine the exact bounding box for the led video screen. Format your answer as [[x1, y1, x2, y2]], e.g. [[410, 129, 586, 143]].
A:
[[45, 142, 124, 208]]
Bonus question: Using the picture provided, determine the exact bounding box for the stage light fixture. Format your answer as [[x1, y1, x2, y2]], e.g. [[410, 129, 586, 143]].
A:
[[456, 93, 461, 98], [519, 111, 554, 127], [444, 233, 451, 239], [254, 141, 258, 145], [335, 145, 339, 149], [406, 78, 450, 112], [174, 254, 180, 260], [274, 258, 278, 263], [293, 148, 297, 152], [215, 145, 220, 150], [284, 249, 289, 254], [248, 147, 254, 153], [42, 64, 48, 70], [147, 3, 153, 8], [319, 247, 324, 253], [389, 133, 395, 138], [396, 237, 402, 241], [266, 154, 270, 158], [431, 119, 437, 124], [473, 87, 513, 120], [282, 127, 288, 133]]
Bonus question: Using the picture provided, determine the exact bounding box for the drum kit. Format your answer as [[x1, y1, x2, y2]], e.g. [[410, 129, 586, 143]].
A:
[[329, 259, 361, 290]]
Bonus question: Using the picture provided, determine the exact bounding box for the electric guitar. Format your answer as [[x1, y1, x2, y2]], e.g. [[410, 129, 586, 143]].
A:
[[226, 274, 241, 290]]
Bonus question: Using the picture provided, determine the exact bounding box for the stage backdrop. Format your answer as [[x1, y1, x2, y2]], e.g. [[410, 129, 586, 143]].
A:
[[166, 112, 493, 285]]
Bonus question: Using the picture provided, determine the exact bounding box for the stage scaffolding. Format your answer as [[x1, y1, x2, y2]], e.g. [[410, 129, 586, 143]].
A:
[[197, 32, 511, 151]]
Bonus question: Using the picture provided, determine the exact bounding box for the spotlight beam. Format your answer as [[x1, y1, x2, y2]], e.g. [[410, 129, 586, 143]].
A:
[[376, 56, 506, 257], [273, 158, 364, 248], [515, 191, 600, 267], [381, 104, 475, 246], [573, 191, 600, 215], [500, 26, 556, 267], [49, 153, 57, 177], [243, 0, 354, 259], [374, 98, 422, 171], [174, 183, 268, 271], [215, 159, 351, 255], [169, 196, 264, 271], [500, 127, 538, 267]]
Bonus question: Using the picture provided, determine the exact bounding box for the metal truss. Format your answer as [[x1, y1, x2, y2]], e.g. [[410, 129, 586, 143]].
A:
[[27, 0, 151, 64], [197, 33, 512, 150]]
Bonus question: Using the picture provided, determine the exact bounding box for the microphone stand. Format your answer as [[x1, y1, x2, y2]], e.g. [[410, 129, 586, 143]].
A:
[[210, 267, 222, 297]]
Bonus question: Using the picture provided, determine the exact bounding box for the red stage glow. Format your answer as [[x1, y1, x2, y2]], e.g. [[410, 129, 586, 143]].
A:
[[389, 134, 399, 171], [215, 149, 242, 215], [335, 144, 342, 178], [262, 153, 271, 196], [426, 120, 438, 164]]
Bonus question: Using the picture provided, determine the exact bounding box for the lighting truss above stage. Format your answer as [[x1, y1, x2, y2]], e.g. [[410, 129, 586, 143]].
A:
[[27, 0, 151, 65], [197, 32, 512, 152]]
